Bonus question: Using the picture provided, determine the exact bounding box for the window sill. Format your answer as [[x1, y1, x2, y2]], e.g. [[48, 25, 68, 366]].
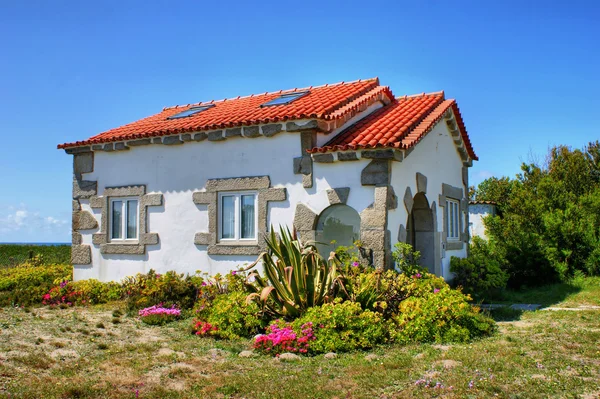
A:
[[208, 242, 261, 256], [446, 240, 464, 251], [100, 243, 145, 255]]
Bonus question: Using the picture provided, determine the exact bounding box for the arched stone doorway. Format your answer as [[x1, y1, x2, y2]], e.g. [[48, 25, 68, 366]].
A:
[[406, 193, 435, 273], [314, 204, 361, 256]]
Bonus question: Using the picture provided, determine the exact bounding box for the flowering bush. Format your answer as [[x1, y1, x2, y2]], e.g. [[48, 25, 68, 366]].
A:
[[291, 299, 389, 354], [192, 320, 219, 336], [42, 279, 122, 306], [0, 264, 71, 306], [122, 270, 200, 312], [194, 291, 265, 340], [139, 304, 181, 325], [390, 283, 495, 344], [253, 322, 315, 355]]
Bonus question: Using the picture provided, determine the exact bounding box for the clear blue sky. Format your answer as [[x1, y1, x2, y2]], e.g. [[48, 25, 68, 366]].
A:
[[0, 0, 598, 243]]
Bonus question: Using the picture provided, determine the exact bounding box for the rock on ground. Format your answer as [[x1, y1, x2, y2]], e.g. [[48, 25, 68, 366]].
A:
[[278, 352, 301, 361], [324, 352, 337, 359], [238, 350, 256, 358]]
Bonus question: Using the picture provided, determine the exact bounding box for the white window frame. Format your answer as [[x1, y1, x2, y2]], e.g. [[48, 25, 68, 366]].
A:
[[445, 198, 460, 241], [218, 191, 258, 242], [109, 197, 139, 242]]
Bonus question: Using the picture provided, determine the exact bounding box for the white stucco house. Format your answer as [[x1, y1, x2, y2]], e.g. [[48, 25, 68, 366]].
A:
[[469, 201, 497, 240], [59, 78, 478, 282]]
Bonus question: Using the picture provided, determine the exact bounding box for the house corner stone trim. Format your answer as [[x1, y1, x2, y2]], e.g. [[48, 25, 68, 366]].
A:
[[193, 176, 286, 255], [293, 132, 316, 188], [326, 187, 350, 205], [438, 183, 467, 251], [361, 159, 391, 186], [71, 151, 97, 264], [89, 185, 164, 255], [359, 185, 394, 269]]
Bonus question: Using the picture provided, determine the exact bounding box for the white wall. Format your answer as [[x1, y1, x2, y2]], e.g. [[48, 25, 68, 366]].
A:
[[388, 121, 468, 279], [469, 204, 495, 240], [75, 132, 374, 282]]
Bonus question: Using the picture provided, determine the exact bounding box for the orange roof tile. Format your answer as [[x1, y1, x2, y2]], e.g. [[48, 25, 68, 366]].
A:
[[309, 92, 478, 160], [57, 78, 394, 149]]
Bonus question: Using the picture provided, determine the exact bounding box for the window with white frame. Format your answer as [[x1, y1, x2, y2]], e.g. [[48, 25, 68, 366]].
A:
[[218, 192, 257, 241], [445, 199, 460, 240], [110, 198, 139, 241]]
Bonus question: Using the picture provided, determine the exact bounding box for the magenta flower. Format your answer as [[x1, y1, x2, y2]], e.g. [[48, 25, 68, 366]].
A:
[[352, 261, 360, 267], [434, 288, 440, 293]]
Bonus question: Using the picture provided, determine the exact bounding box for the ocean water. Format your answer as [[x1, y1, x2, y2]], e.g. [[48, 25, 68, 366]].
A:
[[0, 242, 71, 246]]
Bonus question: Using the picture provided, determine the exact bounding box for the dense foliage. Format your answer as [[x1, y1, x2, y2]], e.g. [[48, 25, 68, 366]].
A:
[[290, 300, 389, 353], [0, 244, 70, 267], [43, 279, 122, 306], [0, 237, 495, 356], [450, 237, 509, 299], [122, 270, 200, 312], [0, 264, 71, 306], [473, 141, 600, 287], [195, 291, 265, 339], [241, 234, 494, 354]]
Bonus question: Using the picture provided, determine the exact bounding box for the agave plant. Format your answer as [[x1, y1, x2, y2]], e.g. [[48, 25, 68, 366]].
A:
[[244, 226, 341, 318]]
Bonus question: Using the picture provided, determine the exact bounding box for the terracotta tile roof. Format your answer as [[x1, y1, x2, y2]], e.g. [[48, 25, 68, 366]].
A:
[[309, 92, 478, 160], [470, 200, 497, 205], [57, 78, 394, 149]]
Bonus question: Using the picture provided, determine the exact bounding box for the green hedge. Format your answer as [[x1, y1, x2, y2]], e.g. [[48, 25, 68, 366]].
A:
[[0, 244, 71, 267], [0, 264, 72, 306]]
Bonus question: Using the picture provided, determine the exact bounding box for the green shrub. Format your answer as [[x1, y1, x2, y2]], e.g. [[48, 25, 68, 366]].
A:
[[450, 237, 509, 299], [291, 299, 389, 353], [475, 142, 600, 285], [0, 264, 71, 306], [43, 279, 123, 306], [122, 270, 199, 311], [334, 244, 383, 311], [0, 244, 71, 267], [392, 242, 427, 276], [195, 292, 265, 339], [389, 275, 495, 344]]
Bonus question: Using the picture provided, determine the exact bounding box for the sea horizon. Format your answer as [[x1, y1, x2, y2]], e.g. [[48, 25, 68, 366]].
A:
[[0, 242, 71, 246]]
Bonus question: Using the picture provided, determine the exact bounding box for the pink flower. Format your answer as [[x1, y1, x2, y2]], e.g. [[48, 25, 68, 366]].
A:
[[352, 261, 360, 267], [434, 288, 440, 293]]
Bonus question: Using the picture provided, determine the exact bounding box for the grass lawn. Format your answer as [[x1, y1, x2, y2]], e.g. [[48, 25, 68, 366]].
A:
[[491, 276, 600, 308], [0, 280, 599, 398]]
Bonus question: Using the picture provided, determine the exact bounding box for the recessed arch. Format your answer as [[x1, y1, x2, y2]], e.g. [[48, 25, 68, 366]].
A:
[[315, 204, 361, 256], [406, 193, 435, 273]]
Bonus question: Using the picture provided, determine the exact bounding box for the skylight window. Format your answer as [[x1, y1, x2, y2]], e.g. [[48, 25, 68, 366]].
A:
[[261, 91, 309, 107], [167, 104, 214, 120]]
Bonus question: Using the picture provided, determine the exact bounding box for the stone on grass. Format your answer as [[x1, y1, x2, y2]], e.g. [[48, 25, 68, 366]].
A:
[[208, 348, 227, 358], [324, 352, 337, 360], [238, 350, 256, 358], [278, 352, 301, 361], [365, 354, 378, 361]]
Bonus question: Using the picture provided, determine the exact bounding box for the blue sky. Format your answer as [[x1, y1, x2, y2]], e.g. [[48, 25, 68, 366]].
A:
[[0, 0, 598, 243]]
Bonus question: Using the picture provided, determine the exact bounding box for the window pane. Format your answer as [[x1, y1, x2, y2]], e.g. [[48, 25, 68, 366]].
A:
[[241, 195, 255, 239], [449, 202, 454, 238], [455, 203, 459, 238], [445, 200, 450, 237], [315, 205, 361, 255], [452, 203, 456, 238], [111, 201, 122, 239], [126, 200, 138, 239], [221, 196, 235, 239]]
